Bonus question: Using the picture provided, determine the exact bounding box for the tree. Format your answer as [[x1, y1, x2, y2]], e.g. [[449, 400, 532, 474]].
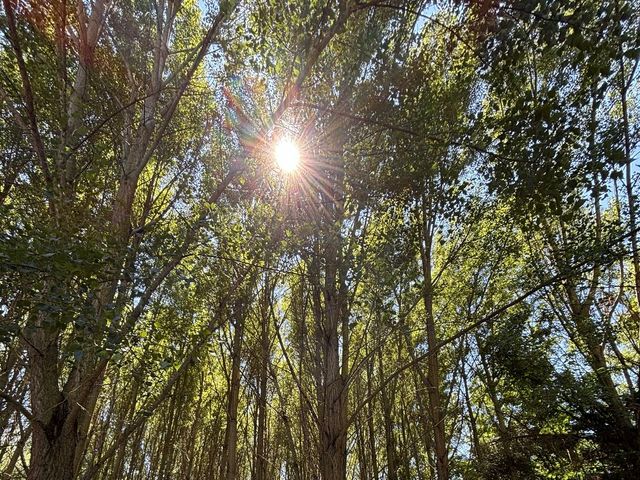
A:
[[2, 1, 639, 479]]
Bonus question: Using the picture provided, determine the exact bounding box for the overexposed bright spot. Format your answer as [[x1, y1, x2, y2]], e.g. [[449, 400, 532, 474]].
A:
[[275, 139, 300, 173]]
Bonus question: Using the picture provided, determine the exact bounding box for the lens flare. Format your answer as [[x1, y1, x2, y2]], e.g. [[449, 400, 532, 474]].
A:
[[275, 139, 300, 173]]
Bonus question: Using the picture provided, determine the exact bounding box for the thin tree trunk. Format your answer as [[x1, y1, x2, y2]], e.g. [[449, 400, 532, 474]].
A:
[[255, 276, 271, 480], [220, 301, 246, 480], [419, 196, 449, 480], [461, 349, 481, 462], [378, 350, 398, 480], [366, 348, 379, 480]]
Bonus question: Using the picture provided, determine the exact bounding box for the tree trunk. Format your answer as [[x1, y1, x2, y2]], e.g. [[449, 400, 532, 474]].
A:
[[28, 425, 77, 480], [26, 310, 89, 480], [255, 276, 271, 480], [366, 351, 379, 480], [418, 197, 449, 480], [220, 301, 246, 480], [378, 350, 398, 480], [317, 139, 348, 480]]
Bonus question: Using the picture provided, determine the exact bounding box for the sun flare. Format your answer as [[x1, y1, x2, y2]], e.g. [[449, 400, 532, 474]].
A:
[[275, 139, 300, 173]]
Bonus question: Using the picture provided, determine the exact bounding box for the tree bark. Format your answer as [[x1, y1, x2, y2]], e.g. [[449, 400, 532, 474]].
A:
[[418, 196, 449, 480], [317, 127, 349, 480], [220, 301, 246, 480], [255, 276, 271, 480]]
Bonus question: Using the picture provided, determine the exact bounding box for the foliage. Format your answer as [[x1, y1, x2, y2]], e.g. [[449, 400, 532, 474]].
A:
[[0, 1, 638, 479]]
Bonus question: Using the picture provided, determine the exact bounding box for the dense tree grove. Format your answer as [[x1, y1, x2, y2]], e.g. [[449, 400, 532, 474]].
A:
[[1, 1, 639, 479]]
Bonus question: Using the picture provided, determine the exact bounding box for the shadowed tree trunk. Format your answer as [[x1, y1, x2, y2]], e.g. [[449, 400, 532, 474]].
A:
[[418, 194, 449, 480], [255, 274, 272, 480], [220, 300, 246, 480]]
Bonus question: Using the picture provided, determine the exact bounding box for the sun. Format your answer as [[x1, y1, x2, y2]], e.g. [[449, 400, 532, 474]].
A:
[[275, 139, 300, 173]]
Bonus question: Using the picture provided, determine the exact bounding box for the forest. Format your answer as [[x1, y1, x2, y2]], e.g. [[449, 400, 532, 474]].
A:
[[0, 0, 639, 479]]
